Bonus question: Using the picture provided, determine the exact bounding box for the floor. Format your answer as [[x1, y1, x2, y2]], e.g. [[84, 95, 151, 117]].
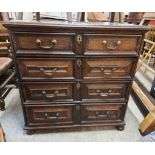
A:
[[0, 88, 142, 142]]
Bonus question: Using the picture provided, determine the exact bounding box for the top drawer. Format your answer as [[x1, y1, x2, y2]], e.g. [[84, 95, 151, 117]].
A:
[[84, 34, 142, 55], [14, 33, 76, 55]]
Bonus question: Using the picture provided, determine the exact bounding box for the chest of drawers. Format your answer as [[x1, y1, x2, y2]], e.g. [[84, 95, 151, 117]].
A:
[[4, 21, 147, 134]]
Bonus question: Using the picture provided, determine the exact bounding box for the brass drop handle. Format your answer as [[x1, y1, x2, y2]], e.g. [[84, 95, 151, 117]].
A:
[[36, 39, 57, 49], [95, 111, 107, 118], [100, 67, 116, 74], [44, 112, 60, 119], [102, 40, 107, 45], [102, 40, 122, 50], [42, 90, 59, 98], [40, 68, 57, 76], [96, 89, 112, 97]]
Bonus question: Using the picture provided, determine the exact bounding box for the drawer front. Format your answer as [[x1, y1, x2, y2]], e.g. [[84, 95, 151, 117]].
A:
[[18, 58, 74, 80], [83, 58, 137, 79], [82, 81, 130, 101], [15, 33, 75, 54], [81, 103, 125, 124], [25, 104, 75, 125], [22, 82, 74, 102], [84, 34, 141, 55]]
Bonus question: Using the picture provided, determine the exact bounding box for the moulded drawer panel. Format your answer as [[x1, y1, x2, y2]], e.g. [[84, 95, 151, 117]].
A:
[[83, 57, 137, 79], [82, 81, 130, 101], [22, 82, 74, 102], [18, 58, 75, 80], [25, 104, 75, 126], [81, 103, 125, 124]]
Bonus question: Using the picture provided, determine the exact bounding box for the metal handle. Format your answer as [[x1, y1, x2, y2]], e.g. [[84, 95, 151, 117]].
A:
[[36, 39, 57, 49], [44, 112, 60, 119], [40, 68, 57, 76], [95, 111, 107, 118], [42, 90, 59, 98], [96, 89, 112, 97], [100, 67, 116, 74], [102, 40, 121, 50]]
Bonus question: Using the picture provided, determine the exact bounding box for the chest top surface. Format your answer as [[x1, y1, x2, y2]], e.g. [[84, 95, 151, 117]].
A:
[[3, 20, 148, 33]]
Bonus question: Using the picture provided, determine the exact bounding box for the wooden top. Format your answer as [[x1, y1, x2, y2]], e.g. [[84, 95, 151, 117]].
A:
[[3, 20, 148, 32]]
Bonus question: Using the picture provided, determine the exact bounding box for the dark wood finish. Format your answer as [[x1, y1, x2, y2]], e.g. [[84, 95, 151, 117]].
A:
[[16, 33, 74, 50], [3, 21, 148, 134], [14, 33, 76, 55], [17, 58, 74, 80], [25, 104, 75, 126], [22, 82, 74, 102], [81, 103, 125, 124], [81, 81, 130, 102], [84, 34, 141, 55], [83, 57, 137, 79]]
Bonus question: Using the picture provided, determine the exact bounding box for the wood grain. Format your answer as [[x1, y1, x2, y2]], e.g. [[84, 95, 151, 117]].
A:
[[3, 21, 147, 134]]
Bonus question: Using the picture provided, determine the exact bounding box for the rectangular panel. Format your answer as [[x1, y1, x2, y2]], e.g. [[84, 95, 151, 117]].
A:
[[15, 33, 75, 55], [81, 103, 125, 124], [25, 104, 75, 126], [18, 58, 74, 80], [83, 57, 137, 79], [82, 81, 130, 101], [22, 82, 74, 102], [84, 34, 141, 55]]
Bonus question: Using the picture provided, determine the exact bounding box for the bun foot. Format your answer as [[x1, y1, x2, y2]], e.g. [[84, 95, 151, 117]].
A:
[[116, 125, 125, 131], [26, 130, 34, 135]]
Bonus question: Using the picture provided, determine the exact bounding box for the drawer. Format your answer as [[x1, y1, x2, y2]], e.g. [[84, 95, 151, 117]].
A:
[[22, 82, 74, 102], [18, 58, 74, 80], [15, 33, 75, 55], [81, 103, 125, 124], [84, 34, 141, 55], [82, 81, 130, 101], [83, 57, 137, 79], [25, 104, 75, 126]]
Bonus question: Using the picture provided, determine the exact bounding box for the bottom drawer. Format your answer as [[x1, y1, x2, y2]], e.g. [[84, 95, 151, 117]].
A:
[[25, 104, 75, 126], [81, 103, 125, 124]]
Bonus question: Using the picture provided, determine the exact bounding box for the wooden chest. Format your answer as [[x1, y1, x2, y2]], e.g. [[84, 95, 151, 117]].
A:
[[4, 21, 147, 134]]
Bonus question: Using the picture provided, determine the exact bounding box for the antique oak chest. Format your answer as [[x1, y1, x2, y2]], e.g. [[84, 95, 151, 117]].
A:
[[4, 21, 147, 134]]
